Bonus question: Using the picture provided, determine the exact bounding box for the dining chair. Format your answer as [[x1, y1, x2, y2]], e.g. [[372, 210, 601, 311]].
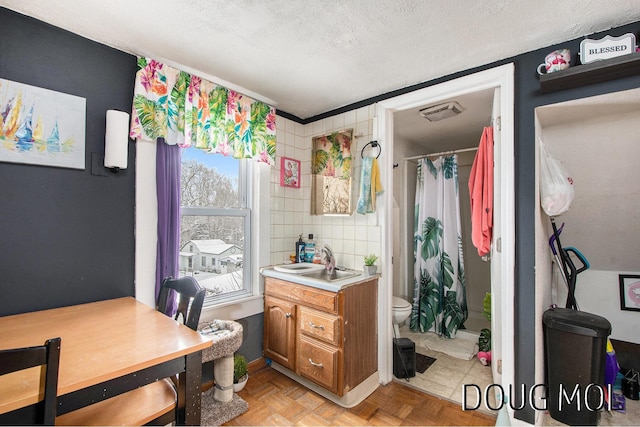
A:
[[0, 337, 61, 426], [157, 276, 206, 331]]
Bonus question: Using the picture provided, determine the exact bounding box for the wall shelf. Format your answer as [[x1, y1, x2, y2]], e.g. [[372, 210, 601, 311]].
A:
[[539, 52, 640, 93]]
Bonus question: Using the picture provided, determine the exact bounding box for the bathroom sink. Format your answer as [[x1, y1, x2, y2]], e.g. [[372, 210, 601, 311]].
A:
[[273, 263, 325, 274], [300, 268, 360, 282]]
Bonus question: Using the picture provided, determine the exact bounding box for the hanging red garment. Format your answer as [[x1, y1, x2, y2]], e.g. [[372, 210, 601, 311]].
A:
[[468, 126, 494, 257]]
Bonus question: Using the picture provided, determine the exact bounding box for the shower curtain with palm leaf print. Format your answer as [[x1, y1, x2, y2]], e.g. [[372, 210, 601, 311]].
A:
[[410, 155, 468, 338]]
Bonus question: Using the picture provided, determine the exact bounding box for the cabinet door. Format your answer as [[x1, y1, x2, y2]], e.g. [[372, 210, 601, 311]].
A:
[[264, 296, 296, 370]]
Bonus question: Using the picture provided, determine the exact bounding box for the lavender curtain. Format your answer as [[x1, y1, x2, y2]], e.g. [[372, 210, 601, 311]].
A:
[[155, 141, 180, 314]]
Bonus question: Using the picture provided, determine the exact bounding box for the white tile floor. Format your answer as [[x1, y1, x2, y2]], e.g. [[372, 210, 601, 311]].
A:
[[393, 325, 495, 414]]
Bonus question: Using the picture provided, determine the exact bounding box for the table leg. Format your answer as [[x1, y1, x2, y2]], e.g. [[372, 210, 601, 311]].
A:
[[177, 350, 203, 425]]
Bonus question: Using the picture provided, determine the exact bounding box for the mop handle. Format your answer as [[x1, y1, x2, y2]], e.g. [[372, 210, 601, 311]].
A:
[[549, 219, 564, 256]]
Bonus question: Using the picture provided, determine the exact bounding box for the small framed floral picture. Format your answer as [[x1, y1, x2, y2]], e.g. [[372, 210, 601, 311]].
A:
[[619, 274, 640, 312], [280, 157, 300, 188]]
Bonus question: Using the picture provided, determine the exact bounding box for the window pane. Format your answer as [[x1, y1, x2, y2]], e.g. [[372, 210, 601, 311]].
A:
[[180, 214, 244, 247], [179, 215, 245, 297], [181, 147, 240, 208], [179, 146, 250, 302]]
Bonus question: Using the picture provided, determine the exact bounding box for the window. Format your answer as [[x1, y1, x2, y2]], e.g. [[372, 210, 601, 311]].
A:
[[179, 146, 252, 305]]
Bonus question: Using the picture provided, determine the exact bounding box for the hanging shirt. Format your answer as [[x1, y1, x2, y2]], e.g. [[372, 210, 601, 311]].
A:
[[468, 127, 494, 257]]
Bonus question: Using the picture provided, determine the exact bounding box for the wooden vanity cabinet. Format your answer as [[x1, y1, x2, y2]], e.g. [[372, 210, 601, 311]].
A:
[[263, 276, 377, 397]]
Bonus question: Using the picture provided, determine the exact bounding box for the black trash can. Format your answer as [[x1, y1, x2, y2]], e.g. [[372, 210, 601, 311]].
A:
[[543, 308, 611, 426], [393, 338, 416, 378]]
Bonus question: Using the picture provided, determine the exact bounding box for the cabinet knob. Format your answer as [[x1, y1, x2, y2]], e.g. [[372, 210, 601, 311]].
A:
[[308, 358, 324, 368], [285, 312, 292, 318], [309, 321, 325, 330]]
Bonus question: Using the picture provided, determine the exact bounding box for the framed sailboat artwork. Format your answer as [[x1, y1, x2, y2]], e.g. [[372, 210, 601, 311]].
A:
[[0, 78, 86, 169]]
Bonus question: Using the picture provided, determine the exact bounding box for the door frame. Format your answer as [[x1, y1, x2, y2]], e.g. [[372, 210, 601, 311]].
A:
[[375, 63, 515, 417]]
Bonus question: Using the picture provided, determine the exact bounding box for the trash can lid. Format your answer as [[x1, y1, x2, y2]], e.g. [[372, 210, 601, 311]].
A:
[[543, 307, 611, 337]]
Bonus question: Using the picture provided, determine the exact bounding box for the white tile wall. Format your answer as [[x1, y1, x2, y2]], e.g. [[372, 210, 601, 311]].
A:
[[270, 105, 383, 270]]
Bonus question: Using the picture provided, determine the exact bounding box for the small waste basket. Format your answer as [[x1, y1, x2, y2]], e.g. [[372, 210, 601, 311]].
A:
[[543, 307, 611, 426], [393, 338, 416, 379]]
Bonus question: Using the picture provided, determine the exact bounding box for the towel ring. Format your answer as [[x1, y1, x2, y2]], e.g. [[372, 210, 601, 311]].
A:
[[361, 140, 381, 159]]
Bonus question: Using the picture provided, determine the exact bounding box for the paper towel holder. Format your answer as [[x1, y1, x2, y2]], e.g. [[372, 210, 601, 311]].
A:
[[104, 109, 130, 173]]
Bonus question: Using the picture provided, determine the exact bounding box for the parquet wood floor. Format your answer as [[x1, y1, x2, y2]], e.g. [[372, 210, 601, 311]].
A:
[[223, 366, 496, 426]]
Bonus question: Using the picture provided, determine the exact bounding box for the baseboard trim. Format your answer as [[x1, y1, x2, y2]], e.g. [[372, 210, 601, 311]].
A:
[[248, 357, 267, 374]]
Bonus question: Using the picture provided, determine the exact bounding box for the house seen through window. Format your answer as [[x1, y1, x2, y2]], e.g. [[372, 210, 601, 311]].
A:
[[179, 146, 251, 305]]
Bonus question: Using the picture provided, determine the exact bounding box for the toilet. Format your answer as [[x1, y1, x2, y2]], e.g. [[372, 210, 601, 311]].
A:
[[392, 296, 412, 338]]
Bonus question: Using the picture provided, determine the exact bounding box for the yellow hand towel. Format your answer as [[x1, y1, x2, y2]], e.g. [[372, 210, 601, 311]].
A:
[[371, 158, 383, 210]]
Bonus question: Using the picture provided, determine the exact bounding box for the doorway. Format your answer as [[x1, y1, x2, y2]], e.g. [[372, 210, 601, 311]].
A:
[[376, 64, 515, 420], [394, 88, 494, 335], [391, 86, 496, 405]]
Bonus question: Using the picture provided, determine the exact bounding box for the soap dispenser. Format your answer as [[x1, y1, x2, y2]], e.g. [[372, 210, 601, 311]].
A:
[[295, 235, 305, 263]]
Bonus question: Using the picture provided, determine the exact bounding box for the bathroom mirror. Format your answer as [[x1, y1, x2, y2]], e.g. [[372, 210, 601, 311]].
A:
[[311, 128, 353, 215]]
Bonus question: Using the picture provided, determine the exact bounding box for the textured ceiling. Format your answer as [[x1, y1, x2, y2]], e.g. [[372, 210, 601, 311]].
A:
[[2, 0, 640, 119]]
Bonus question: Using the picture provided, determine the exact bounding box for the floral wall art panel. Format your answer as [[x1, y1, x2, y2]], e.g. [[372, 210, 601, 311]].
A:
[[0, 78, 86, 169], [311, 128, 353, 215]]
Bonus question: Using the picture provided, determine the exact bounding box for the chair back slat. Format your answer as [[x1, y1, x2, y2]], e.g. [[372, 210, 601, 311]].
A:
[[0, 347, 47, 375]]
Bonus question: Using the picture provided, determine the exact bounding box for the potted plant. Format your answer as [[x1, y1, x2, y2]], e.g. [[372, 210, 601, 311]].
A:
[[363, 254, 378, 276], [233, 354, 248, 392]]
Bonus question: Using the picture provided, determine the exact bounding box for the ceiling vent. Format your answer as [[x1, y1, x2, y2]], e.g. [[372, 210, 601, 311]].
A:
[[419, 101, 464, 122]]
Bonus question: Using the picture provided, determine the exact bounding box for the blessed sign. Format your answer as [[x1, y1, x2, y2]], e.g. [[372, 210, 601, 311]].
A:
[[580, 33, 636, 64]]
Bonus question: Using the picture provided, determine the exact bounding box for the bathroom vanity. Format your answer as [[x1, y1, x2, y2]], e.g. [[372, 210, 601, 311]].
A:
[[261, 267, 379, 407]]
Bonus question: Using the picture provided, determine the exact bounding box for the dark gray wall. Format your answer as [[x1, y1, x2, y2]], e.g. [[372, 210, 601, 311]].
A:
[[0, 8, 137, 315], [235, 313, 264, 362]]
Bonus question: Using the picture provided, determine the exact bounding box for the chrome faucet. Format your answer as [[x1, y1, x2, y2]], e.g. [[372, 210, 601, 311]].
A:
[[322, 244, 336, 273]]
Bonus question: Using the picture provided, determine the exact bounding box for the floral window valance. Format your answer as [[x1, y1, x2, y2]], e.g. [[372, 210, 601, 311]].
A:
[[129, 57, 276, 165]]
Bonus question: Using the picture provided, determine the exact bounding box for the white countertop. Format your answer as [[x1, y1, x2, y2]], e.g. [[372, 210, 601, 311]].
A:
[[260, 266, 376, 292]]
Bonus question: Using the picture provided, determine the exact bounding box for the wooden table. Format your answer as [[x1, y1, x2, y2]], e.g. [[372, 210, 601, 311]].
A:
[[0, 297, 211, 425]]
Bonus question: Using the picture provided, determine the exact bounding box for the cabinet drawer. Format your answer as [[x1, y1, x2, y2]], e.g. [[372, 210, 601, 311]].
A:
[[265, 278, 338, 313], [297, 335, 340, 394], [298, 306, 341, 346]]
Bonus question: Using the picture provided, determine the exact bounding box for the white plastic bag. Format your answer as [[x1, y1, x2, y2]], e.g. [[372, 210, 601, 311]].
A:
[[539, 139, 574, 217]]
